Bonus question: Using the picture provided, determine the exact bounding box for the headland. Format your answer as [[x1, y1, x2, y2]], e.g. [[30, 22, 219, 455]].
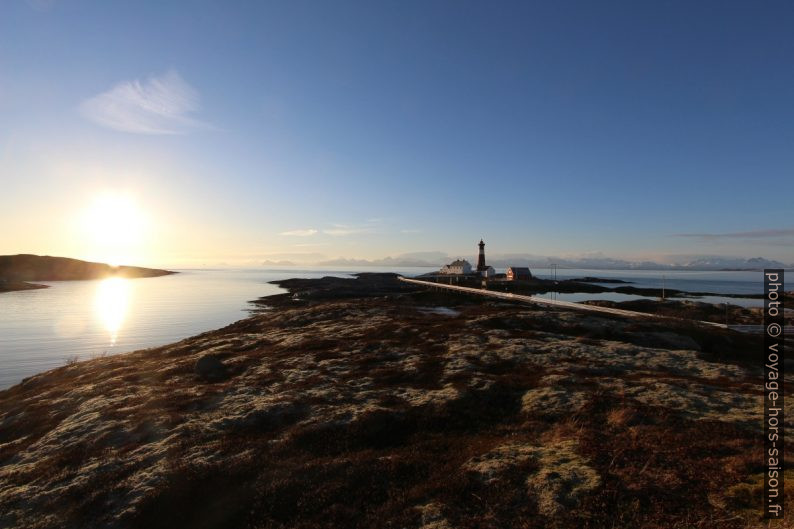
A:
[[0, 254, 176, 293]]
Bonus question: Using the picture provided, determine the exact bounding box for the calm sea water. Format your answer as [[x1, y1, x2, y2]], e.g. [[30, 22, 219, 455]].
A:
[[0, 266, 772, 389], [533, 268, 766, 306], [0, 267, 430, 389]]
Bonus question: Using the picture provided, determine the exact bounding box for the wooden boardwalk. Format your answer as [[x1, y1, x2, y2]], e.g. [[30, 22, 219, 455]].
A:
[[726, 324, 793, 334], [399, 276, 727, 328]]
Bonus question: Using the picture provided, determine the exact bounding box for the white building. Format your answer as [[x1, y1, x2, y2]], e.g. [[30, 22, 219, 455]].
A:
[[440, 259, 472, 275], [480, 266, 495, 278]]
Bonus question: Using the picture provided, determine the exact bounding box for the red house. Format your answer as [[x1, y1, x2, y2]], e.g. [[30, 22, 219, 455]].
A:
[[506, 267, 532, 281]]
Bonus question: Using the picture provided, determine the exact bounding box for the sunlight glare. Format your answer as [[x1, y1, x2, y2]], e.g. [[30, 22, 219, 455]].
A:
[[94, 277, 131, 346]]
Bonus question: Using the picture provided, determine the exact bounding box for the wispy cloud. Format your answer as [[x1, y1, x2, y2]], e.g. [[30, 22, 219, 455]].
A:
[[27, 0, 56, 11], [322, 220, 380, 237], [80, 70, 206, 135], [282, 222, 380, 237], [672, 228, 794, 240], [292, 242, 330, 247], [323, 224, 376, 236], [280, 228, 318, 237]]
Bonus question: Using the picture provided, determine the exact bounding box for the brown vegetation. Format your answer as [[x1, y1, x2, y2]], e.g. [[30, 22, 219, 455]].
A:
[[0, 273, 789, 528]]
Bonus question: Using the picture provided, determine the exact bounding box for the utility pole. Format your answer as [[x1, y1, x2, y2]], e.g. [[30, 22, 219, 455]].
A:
[[661, 274, 665, 301]]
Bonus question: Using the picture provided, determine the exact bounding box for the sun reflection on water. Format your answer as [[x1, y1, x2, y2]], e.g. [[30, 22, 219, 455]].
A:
[[94, 277, 131, 346]]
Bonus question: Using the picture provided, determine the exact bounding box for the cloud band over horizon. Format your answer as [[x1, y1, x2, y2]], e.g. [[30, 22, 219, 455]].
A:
[[673, 228, 794, 240]]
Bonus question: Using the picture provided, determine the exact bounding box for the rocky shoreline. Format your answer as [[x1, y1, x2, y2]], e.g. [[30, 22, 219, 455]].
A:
[[0, 273, 790, 528]]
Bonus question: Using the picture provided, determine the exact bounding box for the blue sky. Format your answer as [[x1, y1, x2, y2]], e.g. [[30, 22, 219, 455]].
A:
[[2, 1, 792, 266]]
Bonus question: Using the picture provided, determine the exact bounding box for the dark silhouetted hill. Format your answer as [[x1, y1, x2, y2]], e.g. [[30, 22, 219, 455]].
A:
[[0, 254, 175, 282]]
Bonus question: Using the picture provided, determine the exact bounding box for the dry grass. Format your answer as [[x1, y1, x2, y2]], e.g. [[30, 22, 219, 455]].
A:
[[0, 282, 788, 528]]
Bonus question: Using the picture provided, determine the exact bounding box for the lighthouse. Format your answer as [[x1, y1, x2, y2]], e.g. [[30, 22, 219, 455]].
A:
[[477, 239, 486, 272], [476, 239, 495, 278]]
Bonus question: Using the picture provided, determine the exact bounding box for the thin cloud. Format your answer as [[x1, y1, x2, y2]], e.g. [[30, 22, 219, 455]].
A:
[[80, 70, 206, 135], [27, 0, 56, 11], [323, 225, 376, 236], [280, 229, 318, 237], [673, 228, 794, 240], [323, 221, 379, 237]]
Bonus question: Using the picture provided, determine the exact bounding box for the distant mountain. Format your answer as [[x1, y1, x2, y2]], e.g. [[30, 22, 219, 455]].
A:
[[318, 252, 447, 268], [315, 252, 791, 271], [675, 256, 788, 270], [488, 255, 790, 271], [467, 253, 666, 270], [317, 258, 379, 267], [261, 260, 296, 267], [485, 255, 645, 270], [0, 254, 176, 281]]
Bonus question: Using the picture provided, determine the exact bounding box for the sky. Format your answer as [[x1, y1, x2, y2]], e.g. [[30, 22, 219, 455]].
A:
[[1, 0, 793, 267]]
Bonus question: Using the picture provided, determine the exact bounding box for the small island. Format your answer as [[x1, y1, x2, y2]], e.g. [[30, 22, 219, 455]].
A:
[[0, 254, 176, 293]]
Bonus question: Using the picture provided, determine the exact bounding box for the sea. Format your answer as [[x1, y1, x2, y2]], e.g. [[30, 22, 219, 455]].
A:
[[0, 267, 773, 389]]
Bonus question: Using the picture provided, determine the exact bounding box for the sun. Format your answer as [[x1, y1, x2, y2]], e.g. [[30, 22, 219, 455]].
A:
[[80, 192, 147, 266]]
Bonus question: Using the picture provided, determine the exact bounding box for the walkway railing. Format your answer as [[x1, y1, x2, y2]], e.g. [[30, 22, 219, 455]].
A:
[[398, 276, 727, 328]]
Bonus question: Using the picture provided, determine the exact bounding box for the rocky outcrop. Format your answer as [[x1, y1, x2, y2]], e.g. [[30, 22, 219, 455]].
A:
[[194, 354, 229, 382], [0, 276, 787, 528]]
